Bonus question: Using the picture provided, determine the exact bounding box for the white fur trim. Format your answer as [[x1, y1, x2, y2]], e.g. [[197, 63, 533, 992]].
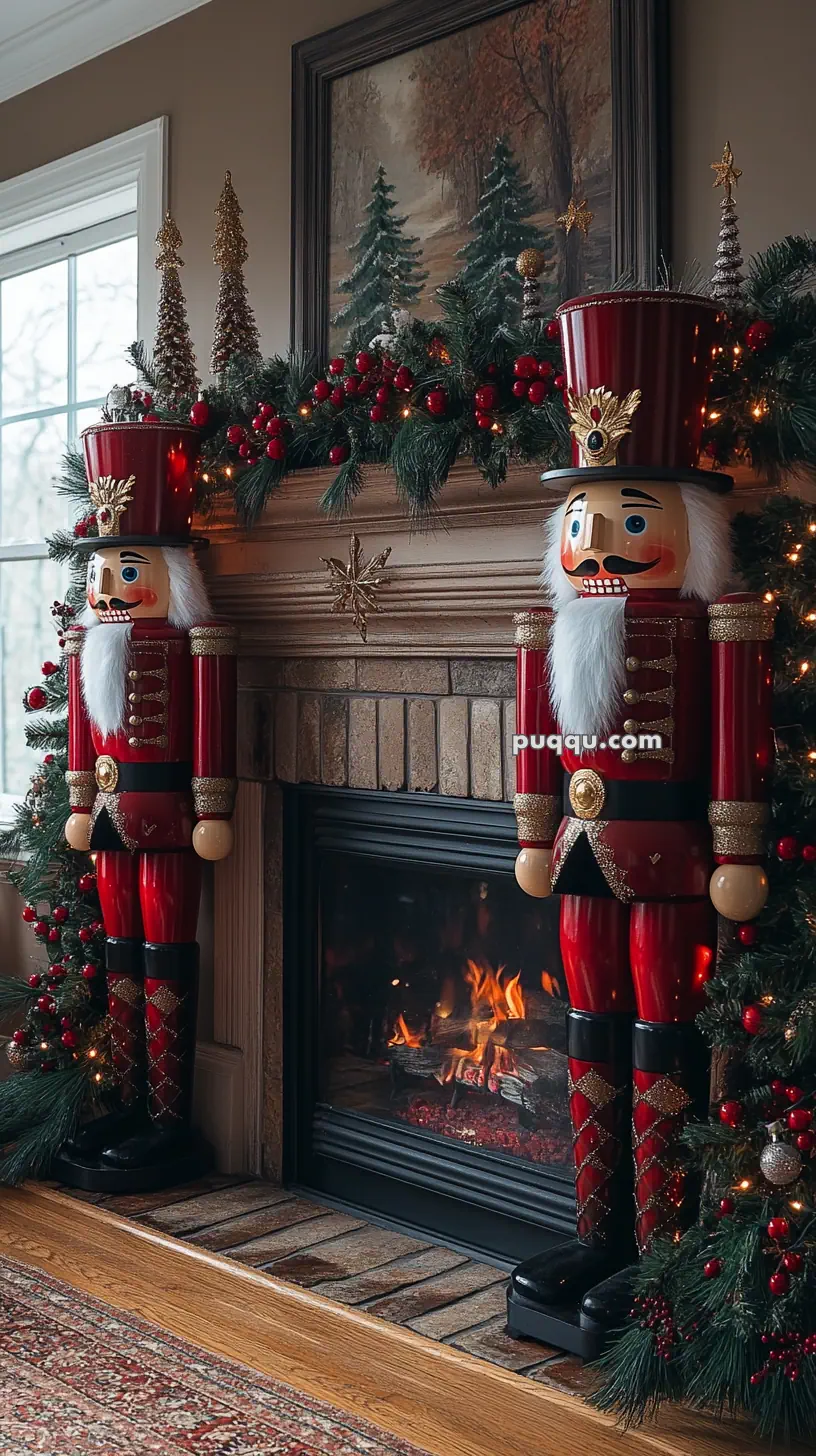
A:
[[80, 620, 131, 736], [549, 596, 627, 737], [679, 483, 733, 601], [163, 548, 212, 628], [540, 499, 576, 606]]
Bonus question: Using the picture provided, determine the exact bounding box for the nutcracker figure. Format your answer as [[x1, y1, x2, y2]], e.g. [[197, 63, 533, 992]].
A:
[[506, 291, 774, 1353], [56, 420, 237, 1192]]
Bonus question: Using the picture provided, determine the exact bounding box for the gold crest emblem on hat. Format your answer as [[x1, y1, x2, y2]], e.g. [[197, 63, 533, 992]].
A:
[[88, 475, 136, 536], [567, 388, 642, 467]]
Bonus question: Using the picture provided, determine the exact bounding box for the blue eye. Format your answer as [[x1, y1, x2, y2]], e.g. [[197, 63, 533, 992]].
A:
[[121, 566, 139, 583], [624, 514, 647, 535], [569, 518, 581, 538]]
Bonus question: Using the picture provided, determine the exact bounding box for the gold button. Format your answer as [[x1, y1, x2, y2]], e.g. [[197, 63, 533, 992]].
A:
[[128, 670, 141, 681], [128, 736, 139, 747], [568, 768, 605, 820], [623, 718, 638, 734], [624, 689, 638, 705], [626, 656, 640, 672], [128, 692, 141, 703], [128, 715, 141, 726], [621, 749, 636, 764]]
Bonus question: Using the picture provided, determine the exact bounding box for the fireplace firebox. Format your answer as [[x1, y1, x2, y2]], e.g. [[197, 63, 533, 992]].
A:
[[283, 787, 575, 1262]]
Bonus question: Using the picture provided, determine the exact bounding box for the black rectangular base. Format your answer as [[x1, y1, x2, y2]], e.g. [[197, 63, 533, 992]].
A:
[[506, 1285, 608, 1362], [50, 1139, 213, 1195]]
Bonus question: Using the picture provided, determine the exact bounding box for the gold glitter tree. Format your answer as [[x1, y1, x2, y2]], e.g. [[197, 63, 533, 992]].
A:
[[153, 212, 200, 400], [211, 172, 261, 377]]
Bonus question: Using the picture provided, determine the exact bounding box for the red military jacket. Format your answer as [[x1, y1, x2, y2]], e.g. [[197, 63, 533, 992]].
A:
[[65, 620, 237, 853], [514, 591, 774, 902]]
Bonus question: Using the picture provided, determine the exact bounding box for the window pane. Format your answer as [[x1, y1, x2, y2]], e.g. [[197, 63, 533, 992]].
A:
[[0, 414, 70, 544], [76, 237, 138, 402], [0, 557, 65, 795], [1, 260, 68, 416]]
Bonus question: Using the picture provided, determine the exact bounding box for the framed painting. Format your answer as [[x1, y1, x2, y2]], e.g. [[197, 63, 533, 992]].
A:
[[292, 0, 669, 360]]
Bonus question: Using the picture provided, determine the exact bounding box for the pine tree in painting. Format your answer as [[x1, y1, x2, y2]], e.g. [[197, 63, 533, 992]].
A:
[[457, 138, 549, 326], [333, 165, 428, 346]]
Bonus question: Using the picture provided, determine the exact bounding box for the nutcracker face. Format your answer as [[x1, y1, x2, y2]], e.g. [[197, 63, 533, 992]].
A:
[[559, 479, 690, 596], [86, 545, 170, 621]]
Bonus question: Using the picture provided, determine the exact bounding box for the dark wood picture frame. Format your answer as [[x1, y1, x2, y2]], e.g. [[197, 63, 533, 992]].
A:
[[291, 0, 670, 361]]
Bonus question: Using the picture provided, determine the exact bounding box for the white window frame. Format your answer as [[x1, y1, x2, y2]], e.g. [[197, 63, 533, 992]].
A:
[[0, 119, 167, 818]]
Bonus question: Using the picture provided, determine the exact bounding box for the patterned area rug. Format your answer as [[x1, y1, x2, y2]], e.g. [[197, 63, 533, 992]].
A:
[[0, 1255, 432, 1455]]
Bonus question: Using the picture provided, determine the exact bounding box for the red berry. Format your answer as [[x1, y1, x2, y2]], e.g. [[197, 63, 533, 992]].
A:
[[265, 417, 284, 436], [78, 927, 92, 944], [538, 360, 554, 378], [474, 384, 499, 412], [382, 355, 396, 374], [527, 380, 550, 406], [189, 399, 210, 427], [783, 1251, 803, 1273], [246, 453, 259, 466], [475, 412, 493, 429], [90, 920, 103, 933], [41, 660, 58, 676], [342, 376, 359, 397], [703, 1258, 722, 1279], [60, 1029, 78, 1049], [81, 962, 98, 980], [328, 356, 346, 376], [258, 403, 274, 421], [786, 1085, 804, 1102], [22, 906, 36, 923], [28, 974, 41, 988], [355, 351, 374, 374], [143, 413, 159, 422], [718, 1197, 735, 1217], [313, 379, 332, 402], [52, 906, 68, 924], [394, 366, 414, 392], [553, 372, 567, 391], [513, 354, 538, 380], [238, 442, 251, 459], [44, 754, 54, 765], [788, 1107, 812, 1131], [375, 384, 391, 405], [425, 388, 447, 417], [36, 995, 55, 1014], [34, 921, 49, 938], [142, 394, 152, 409], [769, 1270, 790, 1296], [545, 320, 560, 340], [796, 1130, 815, 1151], [369, 404, 386, 423], [329, 444, 349, 466], [77, 873, 96, 892], [719, 1099, 744, 1127], [47, 963, 63, 978], [745, 319, 774, 353], [777, 836, 799, 860], [767, 1217, 790, 1241], [265, 437, 286, 461], [12, 1030, 27, 1046], [741, 1004, 763, 1035], [737, 923, 757, 946], [251, 414, 264, 432], [26, 687, 47, 710], [73, 519, 88, 538], [47, 927, 60, 944], [226, 424, 246, 446], [512, 380, 528, 398], [330, 386, 345, 409], [803, 844, 816, 862]]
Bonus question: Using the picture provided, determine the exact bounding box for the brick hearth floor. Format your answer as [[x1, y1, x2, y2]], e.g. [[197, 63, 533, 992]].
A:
[[57, 1175, 593, 1396]]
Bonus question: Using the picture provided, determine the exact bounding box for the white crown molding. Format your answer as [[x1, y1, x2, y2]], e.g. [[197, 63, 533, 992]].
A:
[[0, 0, 211, 105]]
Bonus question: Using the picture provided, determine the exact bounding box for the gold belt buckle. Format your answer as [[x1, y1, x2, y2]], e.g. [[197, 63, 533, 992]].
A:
[[95, 755, 119, 792], [569, 768, 605, 820]]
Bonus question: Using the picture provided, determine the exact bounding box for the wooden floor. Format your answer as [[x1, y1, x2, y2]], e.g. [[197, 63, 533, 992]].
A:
[[0, 1178, 800, 1456]]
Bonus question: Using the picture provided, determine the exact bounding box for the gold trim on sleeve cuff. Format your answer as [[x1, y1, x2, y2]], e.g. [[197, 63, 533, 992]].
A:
[[709, 800, 769, 856], [189, 625, 238, 657], [65, 769, 96, 808], [708, 601, 775, 642], [513, 792, 560, 843], [513, 611, 551, 650], [192, 776, 238, 816]]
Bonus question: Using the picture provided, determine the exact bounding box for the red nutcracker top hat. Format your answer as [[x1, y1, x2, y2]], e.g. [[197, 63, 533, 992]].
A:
[[541, 289, 732, 493], [75, 420, 203, 550]]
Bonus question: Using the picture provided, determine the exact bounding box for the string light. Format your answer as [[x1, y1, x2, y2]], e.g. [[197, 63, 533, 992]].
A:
[[708, 410, 721, 421], [299, 404, 311, 418], [801, 662, 811, 674], [790, 1200, 804, 1212], [764, 591, 776, 602], [401, 407, 410, 418], [225, 466, 232, 479], [738, 1178, 752, 1191], [809, 523, 816, 534], [202, 472, 210, 484]]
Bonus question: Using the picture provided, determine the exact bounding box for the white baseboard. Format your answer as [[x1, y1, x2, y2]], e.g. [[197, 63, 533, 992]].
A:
[[193, 1041, 245, 1174]]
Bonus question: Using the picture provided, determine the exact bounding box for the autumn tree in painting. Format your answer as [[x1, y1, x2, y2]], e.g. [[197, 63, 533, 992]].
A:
[[457, 138, 549, 327], [333, 165, 428, 345]]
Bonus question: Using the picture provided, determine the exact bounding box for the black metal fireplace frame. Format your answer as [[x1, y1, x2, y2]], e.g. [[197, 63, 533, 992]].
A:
[[282, 784, 575, 1263]]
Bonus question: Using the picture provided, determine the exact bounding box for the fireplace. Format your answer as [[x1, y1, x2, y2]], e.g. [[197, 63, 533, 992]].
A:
[[283, 786, 575, 1262]]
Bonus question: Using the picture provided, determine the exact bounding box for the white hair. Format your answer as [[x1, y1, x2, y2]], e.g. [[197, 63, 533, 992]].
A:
[[162, 547, 212, 628]]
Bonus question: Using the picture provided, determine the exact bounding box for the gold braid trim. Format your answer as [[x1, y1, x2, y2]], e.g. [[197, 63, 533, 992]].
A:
[[708, 601, 775, 642], [513, 611, 551, 650], [63, 629, 84, 657], [192, 776, 238, 816], [65, 770, 96, 808], [513, 792, 560, 843], [709, 800, 769, 856], [189, 625, 238, 657]]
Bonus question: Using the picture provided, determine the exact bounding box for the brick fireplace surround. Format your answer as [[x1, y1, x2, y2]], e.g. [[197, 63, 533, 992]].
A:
[[194, 463, 768, 1183]]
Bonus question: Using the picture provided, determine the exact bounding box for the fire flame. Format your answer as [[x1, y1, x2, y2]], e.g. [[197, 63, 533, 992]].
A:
[[541, 970, 562, 999], [389, 1012, 424, 1048], [388, 959, 531, 1088]]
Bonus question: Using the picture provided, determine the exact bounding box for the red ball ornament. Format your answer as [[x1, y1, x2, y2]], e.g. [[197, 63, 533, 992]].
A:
[[796, 1130, 815, 1151], [783, 1251, 803, 1273], [226, 424, 246, 446], [788, 1107, 812, 1132], [527, 380, 550, 406], [21, 906, 36, 923], [355, 351, 374, 375], [52, 906, 68, 924], [61, 1029, 78, 1049], [718, 1197, 735, 1217], [513, 354, 538, 380], [425, 388, 448, 417], [328, 357, 346, 376], [786, 1085, 805, 1102], [767, 1217, 790, 1241], [545, 320, 560, 341], [375, 384, 391, 405], [394, 366, 415, 392], [77, 873, 96, 893], [258, 403, 274, 421], [36, 995, 55, 1014], [265, 437, 286, 461], [12, 1030, 27, 1046], [741, 1004, 763, 1035], [369, 404, 386, 423], [777, 836, 800, 860], [538, 360, 554, 378], [41, 661, 58, 676], [720, 1099, 744, 1127], [33, 920, 48, 938], [313, 379, 332, 403], [745, 319, 774, 353], [344, 375, 360, 396], [80, 962, 98, 980], [329, 444, 349, 466], [474, 384, 499, 412], [512, 380, 528, 399], [78, 927, 92, 944], [26, 687, 47, 711], [737, 923, 757, 946], [475, 412, 493, 430], [238, 442, 251, 459], [769, 1270, 790, 1296], [27, 974, 41, 988], [330, 386, 345, 409], [703, 1258, 722, 1279], [251, 414, 264, 432], [189, 399, 210, 427], [553, 372, 568, 392], [47, 927, 60, 944], [803, 844, 816, 862], [265, 417, 284, 436]]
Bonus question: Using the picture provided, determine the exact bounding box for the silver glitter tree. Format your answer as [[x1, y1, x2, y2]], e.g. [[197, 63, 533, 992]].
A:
[[710, 142, 744, 312]]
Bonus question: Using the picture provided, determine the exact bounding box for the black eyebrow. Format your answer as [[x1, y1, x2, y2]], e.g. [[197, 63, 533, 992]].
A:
[[620, 488, 662, 505], [119, 552, 150, 562], [565, 493, 586, 511]]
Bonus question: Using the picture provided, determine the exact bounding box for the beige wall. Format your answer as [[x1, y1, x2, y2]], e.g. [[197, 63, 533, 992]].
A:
[[0, 0, 813, 361]]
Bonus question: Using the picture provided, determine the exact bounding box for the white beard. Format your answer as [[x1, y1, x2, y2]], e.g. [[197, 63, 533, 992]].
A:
[[80, 618, 132, 737], [549, 596, 627, 738]]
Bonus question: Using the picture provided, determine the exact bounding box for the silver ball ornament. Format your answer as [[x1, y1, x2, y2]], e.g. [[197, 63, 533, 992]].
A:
[[760, 1124, 803, 1186], [105, 384, 131, 419]]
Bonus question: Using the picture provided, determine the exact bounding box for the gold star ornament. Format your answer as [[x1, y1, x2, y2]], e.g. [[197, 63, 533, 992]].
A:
[[711, 141, 742, 198], [557, 198, 593, 238], [320, 533, 392, 643]]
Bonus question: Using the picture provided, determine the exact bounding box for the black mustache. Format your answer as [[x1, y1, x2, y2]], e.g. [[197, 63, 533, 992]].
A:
[[97, 598, 135, 610], [566, 556, 661, 577]]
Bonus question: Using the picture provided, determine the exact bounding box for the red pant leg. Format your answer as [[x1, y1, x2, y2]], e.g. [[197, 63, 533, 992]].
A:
[[96, 851, 144, 1105], [139, 851, 202, 1127], [96, 851, 142, 938], [559, 894, 635, 1014], [629, 900, 716, 1024], [139, 851, 202, 943]]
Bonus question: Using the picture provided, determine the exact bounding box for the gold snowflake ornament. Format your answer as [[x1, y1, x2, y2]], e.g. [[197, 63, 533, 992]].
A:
[[320, 533, 392, 643]]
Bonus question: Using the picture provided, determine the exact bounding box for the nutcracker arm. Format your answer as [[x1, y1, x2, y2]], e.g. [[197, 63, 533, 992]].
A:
[[513, 610, 563, 850], [190, 624, 238, 823], [64, 627, 95, 812]]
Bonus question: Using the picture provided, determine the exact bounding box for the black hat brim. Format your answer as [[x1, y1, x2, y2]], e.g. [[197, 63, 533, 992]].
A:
[[72, 534, 209, 552], [539, 465, 733, 494]]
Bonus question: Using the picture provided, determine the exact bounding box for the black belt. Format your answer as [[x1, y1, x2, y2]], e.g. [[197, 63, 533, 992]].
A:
[[96, 760, 192, 793], [563, 775, 707, 822]]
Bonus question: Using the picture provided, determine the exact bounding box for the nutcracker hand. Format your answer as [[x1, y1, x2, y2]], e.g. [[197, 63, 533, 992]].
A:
[[709, 863, 769, 921], [192, 819, 234, 862], [65, 812, 92, 852], [515, 847, 552, 898]]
